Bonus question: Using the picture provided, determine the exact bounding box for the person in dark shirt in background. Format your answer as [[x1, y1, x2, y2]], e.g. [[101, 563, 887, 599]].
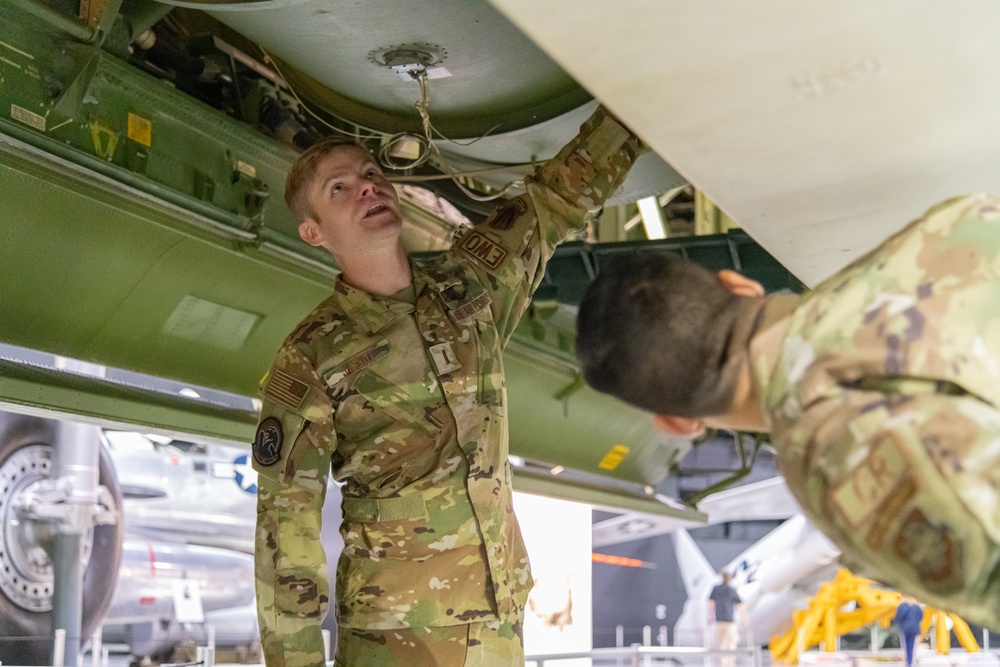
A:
[[708, 570, 748, 667]]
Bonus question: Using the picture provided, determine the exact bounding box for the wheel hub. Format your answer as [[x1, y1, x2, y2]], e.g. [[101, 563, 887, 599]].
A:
[[0, 444, 94, 612]]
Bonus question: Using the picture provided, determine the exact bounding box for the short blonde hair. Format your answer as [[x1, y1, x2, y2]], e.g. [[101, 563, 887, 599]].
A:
[[284, 137, 367, 222]]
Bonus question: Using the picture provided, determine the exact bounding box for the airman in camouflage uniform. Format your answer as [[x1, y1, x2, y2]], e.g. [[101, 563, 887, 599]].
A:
[[253, 106, 642, 666], [577, 194, 1000, 631]]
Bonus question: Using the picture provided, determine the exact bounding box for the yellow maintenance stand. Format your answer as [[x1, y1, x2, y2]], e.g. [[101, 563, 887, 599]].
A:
[[770, 569, 979, 664]]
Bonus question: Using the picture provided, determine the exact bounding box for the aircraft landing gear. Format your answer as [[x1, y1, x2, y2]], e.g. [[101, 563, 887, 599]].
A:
[[0, 413, 124, 666]]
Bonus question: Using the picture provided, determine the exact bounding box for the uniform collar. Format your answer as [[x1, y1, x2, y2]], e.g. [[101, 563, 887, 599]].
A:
[[411, 255, 466, 313], [333, 271, 417, 334], [335, 255, 480, 327], [748, 293, 801, 423]]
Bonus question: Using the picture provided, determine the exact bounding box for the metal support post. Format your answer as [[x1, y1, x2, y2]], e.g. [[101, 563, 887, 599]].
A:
[[53, 628, 67, 667], [50, 421, 101, 667], [617, 624, 625, 667], [195, 646, 215, 667], [90, 627, 102, 667], [322, 629, 331, 664]]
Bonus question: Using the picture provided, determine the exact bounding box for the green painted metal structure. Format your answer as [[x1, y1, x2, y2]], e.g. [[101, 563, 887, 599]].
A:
[[0, 3, 799, 513]]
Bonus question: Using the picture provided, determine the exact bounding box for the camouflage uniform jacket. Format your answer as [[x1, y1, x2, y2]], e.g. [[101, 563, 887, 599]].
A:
[[252, 108, 641, 666], [749, 194, 1000, 630]]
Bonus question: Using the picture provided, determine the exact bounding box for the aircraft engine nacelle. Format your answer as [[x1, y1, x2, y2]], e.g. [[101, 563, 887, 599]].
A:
[[0, 413, 125, 665]]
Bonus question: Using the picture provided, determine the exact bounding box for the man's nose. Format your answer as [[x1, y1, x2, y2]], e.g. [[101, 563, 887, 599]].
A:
[[359, 180, 378, 198]]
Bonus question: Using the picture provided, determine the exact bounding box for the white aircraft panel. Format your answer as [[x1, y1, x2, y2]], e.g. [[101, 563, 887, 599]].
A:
[[488, 0, 1000, 285]]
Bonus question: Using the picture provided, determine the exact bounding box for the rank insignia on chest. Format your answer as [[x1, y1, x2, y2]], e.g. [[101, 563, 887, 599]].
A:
[[429, 341, 462, 376], [458, 231, 508, 270], [253, 417, 283, 467]]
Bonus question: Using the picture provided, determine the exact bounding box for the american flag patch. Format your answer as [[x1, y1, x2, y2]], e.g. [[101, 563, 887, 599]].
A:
[[265, 369, 310, 411]]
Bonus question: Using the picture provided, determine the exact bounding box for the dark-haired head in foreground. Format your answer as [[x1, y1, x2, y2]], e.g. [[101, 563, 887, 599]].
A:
[[576, 251, 769, 437]]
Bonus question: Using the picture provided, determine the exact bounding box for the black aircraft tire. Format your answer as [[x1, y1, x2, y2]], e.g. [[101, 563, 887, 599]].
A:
[[0, 414, 124, 665]]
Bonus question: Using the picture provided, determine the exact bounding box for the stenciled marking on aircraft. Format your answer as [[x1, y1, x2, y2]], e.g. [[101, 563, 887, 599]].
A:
[[793, 56, 887, 99]]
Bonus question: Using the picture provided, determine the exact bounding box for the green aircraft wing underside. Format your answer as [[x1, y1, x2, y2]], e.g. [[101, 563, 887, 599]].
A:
[[0, 5, 797, 515]]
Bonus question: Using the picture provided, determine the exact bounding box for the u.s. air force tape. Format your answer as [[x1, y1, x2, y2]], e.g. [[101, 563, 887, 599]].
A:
[[253, 417, 283, 467]]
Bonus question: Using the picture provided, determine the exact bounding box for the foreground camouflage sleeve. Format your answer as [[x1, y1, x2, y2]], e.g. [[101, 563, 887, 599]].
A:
[[776, 384, 1000, 631], [454, 105, 642, 343], [760, 193, 1000, 630], [252, 344, 338, 667]]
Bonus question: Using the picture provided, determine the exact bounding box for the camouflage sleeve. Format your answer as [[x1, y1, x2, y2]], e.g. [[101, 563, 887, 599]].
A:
[[252, 344, 337, 667], [453, 105, 643, 344], [783, 387, 1000, 630]]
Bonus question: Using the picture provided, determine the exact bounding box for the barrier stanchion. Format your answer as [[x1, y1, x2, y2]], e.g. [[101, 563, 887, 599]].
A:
[[53, 629, 67, 667]]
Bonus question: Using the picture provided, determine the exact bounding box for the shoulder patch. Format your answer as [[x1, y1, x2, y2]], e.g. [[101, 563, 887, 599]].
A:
[[264, 369, 311, 412], [253, 417, 283, 467], [487, 197, 528, 231], [458, 231, 509, 270]]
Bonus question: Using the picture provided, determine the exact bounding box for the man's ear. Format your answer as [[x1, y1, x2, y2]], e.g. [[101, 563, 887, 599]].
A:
[[653, 414, 706, 438], [298, 219, 323, 248], [717, 270, 764, 298]]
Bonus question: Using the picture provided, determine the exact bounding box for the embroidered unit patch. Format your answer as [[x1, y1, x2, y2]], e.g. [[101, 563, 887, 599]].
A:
[[253, 417, 283, 467]]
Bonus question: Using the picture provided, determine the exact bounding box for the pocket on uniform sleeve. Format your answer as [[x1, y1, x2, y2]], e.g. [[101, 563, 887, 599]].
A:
[[274, 567, 325, 618]]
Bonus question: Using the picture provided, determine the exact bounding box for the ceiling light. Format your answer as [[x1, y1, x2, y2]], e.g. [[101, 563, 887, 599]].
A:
[[637, 196, 666, 240]]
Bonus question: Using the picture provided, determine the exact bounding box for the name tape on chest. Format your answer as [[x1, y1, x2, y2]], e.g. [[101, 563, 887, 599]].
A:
[[449, 292, 492, 323], [264, 369, 311, 412], [324, 340, 391, 386], [458, 231, 509, 270]]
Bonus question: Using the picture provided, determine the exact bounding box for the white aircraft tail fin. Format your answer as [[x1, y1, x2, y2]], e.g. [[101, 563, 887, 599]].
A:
[[673, 528, 716, 597], [672, 528, 716, 647]]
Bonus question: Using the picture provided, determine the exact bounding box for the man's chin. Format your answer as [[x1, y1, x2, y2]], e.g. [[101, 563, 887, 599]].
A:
[[361, 211, 403, 232]]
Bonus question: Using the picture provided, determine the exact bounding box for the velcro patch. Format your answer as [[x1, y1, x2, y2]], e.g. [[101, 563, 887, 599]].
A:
[[253, 417, 283, 467], [830, 435, 907, 528], [324, 341, 390, 385], [449, 292, 492, 323], [893, 508, 962, 591], [264, 369, 311, 412], [487, 197, 528, 231], [429, 341, 462, 376], [458, 232, 509, 270]]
